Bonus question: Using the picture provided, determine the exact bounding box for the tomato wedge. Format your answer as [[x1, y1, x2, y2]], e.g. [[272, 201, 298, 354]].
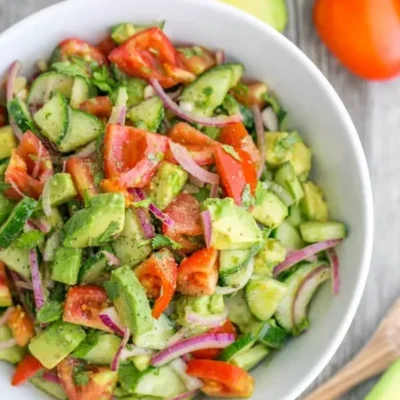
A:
[[58, 358, 118, 400], [97, 35, 117, 58], [0, 262, 12, 307], [7, 305, 35, 347], [186, 359, 254, 398], [135, 248, 178, 319], [109, 27, 194, 88], [66, 155, 99, 200], [63, 285, 112, 332], [162, 193, 203, 253], [177, 46, 216, 75], [5, 131, 53, 200], [177, 248, 218, 296], [102, 124, 168, 190], [58, 38, 108, 66], [192, 321, 237, 359], [12, 354, 44, 386], [167, 122, 219, 166], [79, 96, 113, 120]]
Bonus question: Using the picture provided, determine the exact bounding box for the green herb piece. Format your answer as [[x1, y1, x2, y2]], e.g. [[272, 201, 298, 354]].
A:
[[36, 300, 63, 324]]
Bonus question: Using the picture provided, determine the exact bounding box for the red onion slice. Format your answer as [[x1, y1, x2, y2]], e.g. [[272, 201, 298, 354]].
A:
[[15, 280, 33, 291], [111, 327, 130, 371], [29, 249, 44, 311], [151, 332, 235, 367], [108, 105, 127, 125], [0, 338, 17, 350], [151, 78, 242, 127], [327, 248, 340, 295], [129, 189, 156, 239], [185, 308, 227, 328], [215, 50, 225, 65], [102, 251, 120, 267], [0, 307, 15, 327], [166, 327, 189, 347], [170, 142, 219, 185], [170, 390, 200, 400], [42, 372, 61, 385], [41, 178, 52, 217], [120, 346, 154, 361], [30, 217, 52, 233], [261, 106, 279, 132], [74, 142, 96, 159], [99, 307, 125, 337], [273, 239, 342, 277], [252, 105, 265, 179], [210, 184, 219, 198], [188, 175, 205, 188], [200, 210, 212, 248], [170, 358, 203, 391]]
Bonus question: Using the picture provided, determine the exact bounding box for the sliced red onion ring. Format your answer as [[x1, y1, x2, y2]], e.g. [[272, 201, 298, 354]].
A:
[[170, 390, 200, 400], [151, 78, 242, 127], [209, 184, 219, 199], [111, 327, 130, 371], [62, 160, 67, 173], [273, 239, 342, 277], [252, 105, 265, 179], [120, 345, 154, 361], [170, 358, 203, 391], [30, 217, 52, 233], [24, 220, 36, 232], [15, 280, 33, 291], [261, 106, 279, 132], [8, 179, 25, 198], [129, 189, 156, 239], [185, 308, 227, 328], [292, 264, 330, 329], [42, 372, 61, 385], [200, 210, 212, 249], [170, 142, 219, 185], [102, 251, 120, 267], [109, 105, 127, 125], [0, 338, 17, 350], [41, 178, 52, 217], [99, 307, 125, 337], [74, 141, 96, 159], [215, 50, 225, 65], [168, 85, 183, 102], [327, 248, 340, 295], [188, 174, 205, 188], [0, 307, 15, 327], [166, 327, 189, 347], [29, 249, 44, 311], [151, 332, 235, 367]]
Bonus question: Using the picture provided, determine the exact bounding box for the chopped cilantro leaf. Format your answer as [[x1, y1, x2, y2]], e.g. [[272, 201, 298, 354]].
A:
[[73, 365, 90, 386], [151, 234, 182, 250], [92, 66, 117, 94]]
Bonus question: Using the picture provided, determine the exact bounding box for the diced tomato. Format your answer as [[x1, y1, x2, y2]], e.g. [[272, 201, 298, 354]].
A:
[[12, 354, 44, 386], [5, 131, 53, 200], [162, 193, 203, 253], [109, 28, 194, 88], [135, 248, 178, 319], [177, 248, 218, 296], [231, 82, 268, 108], [0, 104, 8, 127], [58, 38, 108, 66], [102, 124, 168, 190], [63, 286, 112, 332], [78, 96, 113, 120], [7, 305, 35, 347], [219, 123, 261, 167], [66, 155, 99, 199], [167, 122, 219, 166], [177, 46, 216, 75], [58, 358, 118, 400], [186, 359, 254, 398], [0, 262, 12, 307], [97, 35, 117, 58], [192, 321, 237, 359]]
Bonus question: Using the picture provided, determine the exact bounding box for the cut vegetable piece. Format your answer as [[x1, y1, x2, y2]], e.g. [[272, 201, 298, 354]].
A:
[[0, 126, 18, 160], [274, 161, 304, 203], [299, 221, 347, 243], [218, 334, 255, 362], [8, 98, 36, 134], [218, 258, 254, 292], [219, 248, 254, 277], [256, 320, 289, 349], [272, 220, 305, 250], [231, 344, 269, 371], [127, 96, 164, 132], [70, 76, 91, 108], [0, 244, 30, 279]]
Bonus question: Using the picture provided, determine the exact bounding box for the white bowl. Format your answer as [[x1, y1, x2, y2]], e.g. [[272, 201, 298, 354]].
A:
[[0, 0, 373, 399]]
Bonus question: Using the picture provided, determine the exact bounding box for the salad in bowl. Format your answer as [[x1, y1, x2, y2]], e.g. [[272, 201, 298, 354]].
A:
[[0, 20, 346, 400]]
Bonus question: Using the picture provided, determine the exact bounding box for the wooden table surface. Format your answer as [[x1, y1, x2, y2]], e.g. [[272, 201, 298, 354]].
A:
[[1, 0, 398, 399]]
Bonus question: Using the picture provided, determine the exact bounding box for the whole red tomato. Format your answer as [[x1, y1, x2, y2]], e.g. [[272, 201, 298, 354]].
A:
[[314, 0, 400, 80]]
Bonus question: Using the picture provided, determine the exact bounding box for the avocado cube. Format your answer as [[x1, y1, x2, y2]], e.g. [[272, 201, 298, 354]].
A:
[[0, 325, 25, 364], [251, 187, 288, 228], [52, 246, 82, 285], [300, 181, 328, 222], [265, 132, 292, 167], [254, 239, 286, 276], [274, 162, 304, 203], [29, 321, 86, 369], [47, 173, 78, 207], [0, 244, 30, 279], [0, 193, 15, 225], [290, 141, 312, 182], [0, 126, 18, 160], [149, 162, 188, 210], [205, 198, 262, 250], [111, 23, 136, 44], [63, 193, 125, 248], [110, 266, 153, 335]]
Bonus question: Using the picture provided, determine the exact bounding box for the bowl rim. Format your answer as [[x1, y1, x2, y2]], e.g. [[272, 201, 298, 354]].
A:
[[0, 0, 374, 399]]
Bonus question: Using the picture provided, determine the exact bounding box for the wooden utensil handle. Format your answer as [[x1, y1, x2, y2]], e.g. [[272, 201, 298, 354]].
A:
[[303, 337, 393, 400]]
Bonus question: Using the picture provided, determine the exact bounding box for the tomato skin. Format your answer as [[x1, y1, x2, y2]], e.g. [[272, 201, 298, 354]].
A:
[[162, 193, 203, 253], [97, 35, 117, 57], [186, 359, 254, 398], [191, 321, 237, 359], [5, 131, 53, 200], [177, 46, 216, 75], [0, 262, 12, 307], [314, 0, 400, 80], [177, 248, 218, 296], [63, 285, 112, 332], [58, 358, 118, 400], [135, 248, 178, 319], [7, 305, 35, 347], [66, 155, 99, 199], [59, 38, 108, 65], [231, 82, 268, 108], [79, 96, 113, 120], [12, 354, 44, 386], [109, 28, 193, 88]]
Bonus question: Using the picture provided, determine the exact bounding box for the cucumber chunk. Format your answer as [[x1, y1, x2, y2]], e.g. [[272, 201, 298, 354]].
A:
[[30, 377, 67, 400], [246, 278, 287, 321], [218, 333, 255, 361], [8, 98, 36, 133], [127, 96, 164, 132], [231, 344, 269, 371], [299, 221, 347, 243], [256, 320, 289, 349], [0, 197, 37, 247], [70, 76, 91, 108], [219, 248, 253, 277], [275, 161, 304, 203], [225, 289, 255, 327], [33, 93, 69, 144], [219, 258, 254, 288], [272, 220, 305, 250]]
